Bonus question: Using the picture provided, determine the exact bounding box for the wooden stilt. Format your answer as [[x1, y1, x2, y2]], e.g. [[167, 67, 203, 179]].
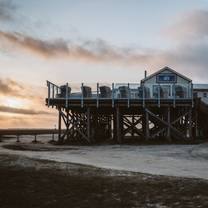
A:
[[167, 107, 171, 141], [188, 108, 193, 139], [16, 135, 20, 143], [195, 109, 199, 138], [87, 108, 91, 142], [145, 109, 150, 140], [52, 133, 54, 141], [66, 109, 70, 140], [131, 115, 135, 137], [113, 110, 117, 142], [33, 134, 37, 143], [58, 108, 62, 143], [116, 107, 122, 143]]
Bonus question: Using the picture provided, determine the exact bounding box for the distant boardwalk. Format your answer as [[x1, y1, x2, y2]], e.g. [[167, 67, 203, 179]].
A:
[[0, 129, 61, 142], [46, 67, 207, 144]]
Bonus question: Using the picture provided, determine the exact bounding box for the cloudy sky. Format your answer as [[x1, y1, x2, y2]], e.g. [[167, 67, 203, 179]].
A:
[[0, 0, 208, 128]]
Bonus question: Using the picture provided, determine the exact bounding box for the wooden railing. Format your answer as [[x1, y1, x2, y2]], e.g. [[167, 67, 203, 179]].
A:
[[46, 81, 194, 107]]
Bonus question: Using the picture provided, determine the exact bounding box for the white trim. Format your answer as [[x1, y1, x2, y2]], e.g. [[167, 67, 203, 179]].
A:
[[141, 67, 192, 83]]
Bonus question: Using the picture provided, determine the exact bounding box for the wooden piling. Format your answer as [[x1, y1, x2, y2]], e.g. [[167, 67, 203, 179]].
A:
[[145, 109, 150, 140], [167, 107, 171, 141], [58, 108, 62, 143], [116, 107, 122, 143], [87, 108, 91, 142]]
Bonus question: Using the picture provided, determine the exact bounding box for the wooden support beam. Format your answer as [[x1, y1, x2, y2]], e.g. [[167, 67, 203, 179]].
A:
[[167, 107, 171, 141], [66, 109, 70, 140], [132, 115, 134, 137], [16, 135, 20, 143], [33, 134, 37, 143], [87, 108, 91, 142], [151, 111, 189, 138], [123, 116, 143, 137], [97, 83, 99, 108], [113, 110, 117, 142], [195, 108, 199, 138], [52, 133, 55, 141], [58, 109, 62, 143], [47, 81, 50, 107], [145, 109, 150, 140], [146, 108, 186, 139], [188, 108, 193, 139], [116, 107, 122, 143]]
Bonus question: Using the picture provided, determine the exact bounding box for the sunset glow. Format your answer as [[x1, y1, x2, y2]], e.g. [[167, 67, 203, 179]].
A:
[[0, 0, 208, 128], [3, 97, 26, 109]]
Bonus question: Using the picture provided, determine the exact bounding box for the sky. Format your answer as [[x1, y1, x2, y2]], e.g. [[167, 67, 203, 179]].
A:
[[0, 0, 208, 128]]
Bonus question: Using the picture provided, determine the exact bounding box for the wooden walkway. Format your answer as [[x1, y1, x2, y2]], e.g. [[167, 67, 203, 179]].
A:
[[0, 129, 61, 142]]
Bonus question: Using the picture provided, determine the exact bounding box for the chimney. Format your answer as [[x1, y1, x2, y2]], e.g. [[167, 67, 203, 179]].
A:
[[144, 70, 147, 78]]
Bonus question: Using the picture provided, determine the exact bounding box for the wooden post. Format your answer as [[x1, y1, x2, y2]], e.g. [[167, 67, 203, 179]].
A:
[[158, 85, 160, 108], [81, 83, 84, 108], [191, 83, 194, 108], [188, 108, 193, 139], [56, 86, 58, 97], [116, 107, 122, 143], [52, 85, 54, 99], [47, 81, 50, 107], [167, 107, 171, 141], [113, 110, 117, 142], [66, 83, 69, 108], [87, 108, 91, 142], [58, 108, 62, 143], [131, 115, 135, 137], [33, 134, 37, 143], [145, 109, 150, 140], [112, 83, 115, 108], [195, 109, 199, 138], [66, 109, 70, 140], [127, 83, 130, 108], [173, 83, 176, 108], [71, 111, 75, 140], [52, 133, 54, 141], [142, 85, 145, 107], [108, 116, 112, 139], [16, 135, 20, 143], [97, 83, 99, 108]]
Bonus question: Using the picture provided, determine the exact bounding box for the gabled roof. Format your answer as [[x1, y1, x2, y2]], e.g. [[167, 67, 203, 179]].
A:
[[141, 66, 192, 83]]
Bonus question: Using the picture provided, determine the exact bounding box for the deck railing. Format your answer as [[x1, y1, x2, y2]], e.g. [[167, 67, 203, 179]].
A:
[[46, 81, 193, 107]]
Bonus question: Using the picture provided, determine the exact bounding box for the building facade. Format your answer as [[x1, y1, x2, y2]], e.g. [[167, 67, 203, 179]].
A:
[[141, 67, 192, 99]]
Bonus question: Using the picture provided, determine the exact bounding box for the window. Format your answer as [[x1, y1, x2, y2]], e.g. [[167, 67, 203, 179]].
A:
[[203, 92, 207, 98], [153, 85, 160, 98], [156, 73, 177, 83], [153, 85, 171, 98], [161, 85, 171, 98]]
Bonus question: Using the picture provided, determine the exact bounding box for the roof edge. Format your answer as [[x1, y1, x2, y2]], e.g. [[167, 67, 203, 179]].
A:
[[141, 66, 192, 83]]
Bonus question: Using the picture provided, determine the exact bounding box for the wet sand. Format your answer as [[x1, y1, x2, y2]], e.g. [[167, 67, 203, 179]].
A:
[[1, 139, 208, 180], [0, 153, 208, 208]]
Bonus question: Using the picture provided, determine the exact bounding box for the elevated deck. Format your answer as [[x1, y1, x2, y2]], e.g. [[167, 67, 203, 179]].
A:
[[45, 81, 196, 144], [46, 81, 193, 109]]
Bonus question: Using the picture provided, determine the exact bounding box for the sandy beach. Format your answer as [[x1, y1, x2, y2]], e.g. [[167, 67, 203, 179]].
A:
[[0, 136, 208, 207]]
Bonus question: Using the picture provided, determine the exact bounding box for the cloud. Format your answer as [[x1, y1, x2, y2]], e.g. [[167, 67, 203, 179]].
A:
[[0, 78, 45, 102], [158, 9, 208, 80], [0, 0, 16, 21], [164, 10, 208, 41], [1, 8, 208, 81], [0, 30, 152, 64], [0, 78, 24, 97], [0, 105, 50, 115], [0, 29, 208, 80]]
